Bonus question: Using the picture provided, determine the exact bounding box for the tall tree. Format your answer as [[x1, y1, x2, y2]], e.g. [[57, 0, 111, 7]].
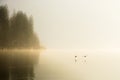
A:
[[0, 5, 40, 49], [0, 5, 9, 48], [9, 11, 40, 49]]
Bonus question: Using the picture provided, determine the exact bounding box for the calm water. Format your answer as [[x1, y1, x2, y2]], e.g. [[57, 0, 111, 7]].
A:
[[0, 51, 39, 80], [35, 50, 120, 80], [1, 50, 120, 80]]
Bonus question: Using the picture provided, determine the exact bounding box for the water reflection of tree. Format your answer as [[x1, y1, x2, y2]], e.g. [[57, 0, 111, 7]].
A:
[[0, 52, 39, 80], [0, 5, 40, 80]]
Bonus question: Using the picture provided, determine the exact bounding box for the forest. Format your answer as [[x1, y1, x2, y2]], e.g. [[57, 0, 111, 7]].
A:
[[0, 5, 40, 49]]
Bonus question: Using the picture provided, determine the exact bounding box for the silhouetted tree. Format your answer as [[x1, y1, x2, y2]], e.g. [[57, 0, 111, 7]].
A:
[[0, 5, 40, 49], [0, 5, 9, 48], [9, 11, 40, 49]]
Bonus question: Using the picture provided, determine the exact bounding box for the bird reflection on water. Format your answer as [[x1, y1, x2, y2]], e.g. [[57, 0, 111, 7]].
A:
[[0, 51, 39, 80], [75, 56, 77, 62]]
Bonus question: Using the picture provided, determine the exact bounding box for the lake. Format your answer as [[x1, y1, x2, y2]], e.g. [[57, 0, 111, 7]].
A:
[[0, 50, 120, 80], [35, 50, 120, 80]]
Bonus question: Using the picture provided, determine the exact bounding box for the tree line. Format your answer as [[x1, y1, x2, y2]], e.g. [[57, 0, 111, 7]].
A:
[[0, 5, 40, 49]]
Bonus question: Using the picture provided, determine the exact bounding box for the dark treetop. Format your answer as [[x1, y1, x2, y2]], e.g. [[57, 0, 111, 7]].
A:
[[0, 5, 40, 49]]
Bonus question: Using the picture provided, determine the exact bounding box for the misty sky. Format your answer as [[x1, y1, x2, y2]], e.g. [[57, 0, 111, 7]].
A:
[[1, 0, 120, 50]]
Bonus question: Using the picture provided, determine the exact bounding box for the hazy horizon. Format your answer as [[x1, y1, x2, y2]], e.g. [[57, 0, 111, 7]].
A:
[[2, 0, 120, 50], [1, 1, 120, 80]]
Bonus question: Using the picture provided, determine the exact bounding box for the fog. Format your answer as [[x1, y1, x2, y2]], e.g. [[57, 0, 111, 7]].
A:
[[1, 0, 120, 80], [35, 50, 120, 80], [3, 0, 120, 49]]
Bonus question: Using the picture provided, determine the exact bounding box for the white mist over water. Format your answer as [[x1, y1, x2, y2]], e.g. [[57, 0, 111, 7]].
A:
[[35, 50, 120, 80]]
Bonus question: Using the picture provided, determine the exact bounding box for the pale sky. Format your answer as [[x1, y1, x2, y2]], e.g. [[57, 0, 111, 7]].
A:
[[2, 0, 120, 50]]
